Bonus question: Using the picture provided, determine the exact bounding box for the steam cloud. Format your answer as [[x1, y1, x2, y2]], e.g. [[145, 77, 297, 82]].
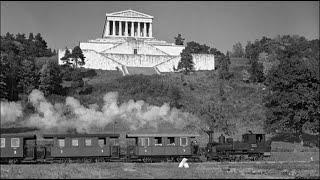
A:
[[0, 101, 23, 125], [1, 89, 197, 133]]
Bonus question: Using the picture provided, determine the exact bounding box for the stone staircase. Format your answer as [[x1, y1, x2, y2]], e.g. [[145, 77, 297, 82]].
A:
[[124, 66, 161, 76]]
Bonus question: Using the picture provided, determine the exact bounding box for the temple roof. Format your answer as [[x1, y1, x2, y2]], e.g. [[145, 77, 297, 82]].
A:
[[106, 9, 153, 19]]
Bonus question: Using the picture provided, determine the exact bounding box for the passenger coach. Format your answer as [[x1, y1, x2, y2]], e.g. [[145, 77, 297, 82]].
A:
[[41, 133, 121, 163], [126, 133, 200, 162], [0, 133, 37, 164]]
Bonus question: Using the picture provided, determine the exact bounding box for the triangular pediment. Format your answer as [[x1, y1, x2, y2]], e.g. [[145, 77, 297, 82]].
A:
[[106, 10, 153, 19]]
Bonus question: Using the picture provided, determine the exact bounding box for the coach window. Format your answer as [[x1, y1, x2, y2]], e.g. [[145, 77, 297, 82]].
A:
[[256, 134, 263, 143], [180, 137, 187, 146], [243, 135, 248, 142], [155, 137, 162, 146], [98, 138, 106, 147], [11, 138, 20, 148], [167, 137, 175, 146], [141, 138, 149, 146], [0, 138, 5, 148], [58, 139, 65, 147], [72, 139, 79, 147], [85, 139, 92, 146], [111, 138, 120, 146]]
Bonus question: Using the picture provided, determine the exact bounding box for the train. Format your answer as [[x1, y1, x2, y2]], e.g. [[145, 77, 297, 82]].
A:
[[0, 131, 271, 164]]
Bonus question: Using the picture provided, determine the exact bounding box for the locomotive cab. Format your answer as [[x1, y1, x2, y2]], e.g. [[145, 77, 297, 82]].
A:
[[241, 133, 271, 157], [242, 133, 265, 144]]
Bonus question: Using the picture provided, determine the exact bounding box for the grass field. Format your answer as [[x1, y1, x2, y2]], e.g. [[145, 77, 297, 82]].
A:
[[1, 160, 319, 179]]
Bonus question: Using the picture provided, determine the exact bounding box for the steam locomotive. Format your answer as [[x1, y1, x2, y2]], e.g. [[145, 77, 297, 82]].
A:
[[0, 131, 271, 164]]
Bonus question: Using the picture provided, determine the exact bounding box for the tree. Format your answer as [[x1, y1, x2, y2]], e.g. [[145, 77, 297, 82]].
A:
[[17, 59, 39, 94], [185, 41, 210, 54], [199, 103, 224, 133], [52, 49, 57, 55], [248, 58, 265, 82], [264, 57, 319, 134], [5, 52, 20, 101], [245, 40, 265, 82], [4, 32, 15, 41], [28, 33, 34, 41], [39, 61, 62, 96], [219, 53, 231, 80], [15, 33, 27, 44], [241, 69, 250, 82], [245, 40, 260, 60], [0, 55, 9, 100], [209, 47, 224, 69], [177, 48, 194, 75], [70, 46, 85, 68], [231, 42, 245, 58], [174, 34, 185, 45], [168, 85, 182, 108], [34, 33, 48, 57], [60, 47, 72, 66]]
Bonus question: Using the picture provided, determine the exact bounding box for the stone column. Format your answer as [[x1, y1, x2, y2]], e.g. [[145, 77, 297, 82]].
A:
[[131, 21, 134, 36], [149, 23, 152, 37], [125, 21, 128, 37], [106, 20, 110, 37], [137, 22, 140, 37], [119, 21, 122, 36], [112, 21, 115, 36], [143, 22, 147, 37]]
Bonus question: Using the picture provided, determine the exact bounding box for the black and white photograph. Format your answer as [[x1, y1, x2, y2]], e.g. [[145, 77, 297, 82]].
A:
[[0, 1, 319, 179]]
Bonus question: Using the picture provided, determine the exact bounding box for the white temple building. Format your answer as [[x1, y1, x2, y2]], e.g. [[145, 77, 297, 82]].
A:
[[58, 10, 215, 75]]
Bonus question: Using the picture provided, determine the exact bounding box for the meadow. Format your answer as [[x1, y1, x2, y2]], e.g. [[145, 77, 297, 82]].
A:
[[1, 159, 319, 179]]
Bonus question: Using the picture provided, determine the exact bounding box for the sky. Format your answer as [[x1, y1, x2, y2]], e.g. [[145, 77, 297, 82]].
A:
[[1, 1, 319, 53]]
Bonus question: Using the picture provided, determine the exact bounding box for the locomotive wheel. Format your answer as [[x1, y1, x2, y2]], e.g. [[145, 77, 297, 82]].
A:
[[166, 157, 174, 162], [235, 156, 241, 162], [64, 158, 70, 163], [142, 157, 152, 163], [84, 158, 92, 163]]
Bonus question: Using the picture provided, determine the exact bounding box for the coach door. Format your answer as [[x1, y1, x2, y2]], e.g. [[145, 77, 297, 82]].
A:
[[110, 137, 120, 158], [24, 139, 36, 160]]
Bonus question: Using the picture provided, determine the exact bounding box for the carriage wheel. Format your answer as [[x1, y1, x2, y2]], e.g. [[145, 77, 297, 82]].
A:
[[65, 158, 70, 163], [142, 157, 148, 163], [8, 159, 15, 164]]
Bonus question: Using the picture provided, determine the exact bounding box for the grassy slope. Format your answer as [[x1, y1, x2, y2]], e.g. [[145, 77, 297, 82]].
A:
[[2, 58, 318, 150], [61, 58, 266, 143]]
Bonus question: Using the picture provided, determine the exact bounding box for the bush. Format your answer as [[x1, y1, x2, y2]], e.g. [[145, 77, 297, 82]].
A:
[[71, 80, 84, 89], [82, 69, 97, 78], [78, 85, 93, 95]]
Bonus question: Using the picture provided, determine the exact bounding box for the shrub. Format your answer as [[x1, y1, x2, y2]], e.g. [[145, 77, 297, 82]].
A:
[[82, 69, 97, 78]]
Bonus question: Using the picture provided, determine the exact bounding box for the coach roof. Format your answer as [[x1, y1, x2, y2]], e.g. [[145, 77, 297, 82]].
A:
[[42, 133, 120, 138], [0, 133, 36, 138], [126, 133, 200, 138]]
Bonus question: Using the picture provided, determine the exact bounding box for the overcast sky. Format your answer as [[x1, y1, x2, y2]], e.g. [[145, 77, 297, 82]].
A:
[[1, 1, 319, 53]]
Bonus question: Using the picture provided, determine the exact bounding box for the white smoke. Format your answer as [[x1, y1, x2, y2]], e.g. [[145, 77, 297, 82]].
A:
[[21, 89, 197, 133], [0, 101, 23, 125]]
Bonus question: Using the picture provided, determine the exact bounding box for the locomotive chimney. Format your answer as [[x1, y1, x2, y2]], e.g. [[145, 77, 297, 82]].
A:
[[207, 130, 214, 144]]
